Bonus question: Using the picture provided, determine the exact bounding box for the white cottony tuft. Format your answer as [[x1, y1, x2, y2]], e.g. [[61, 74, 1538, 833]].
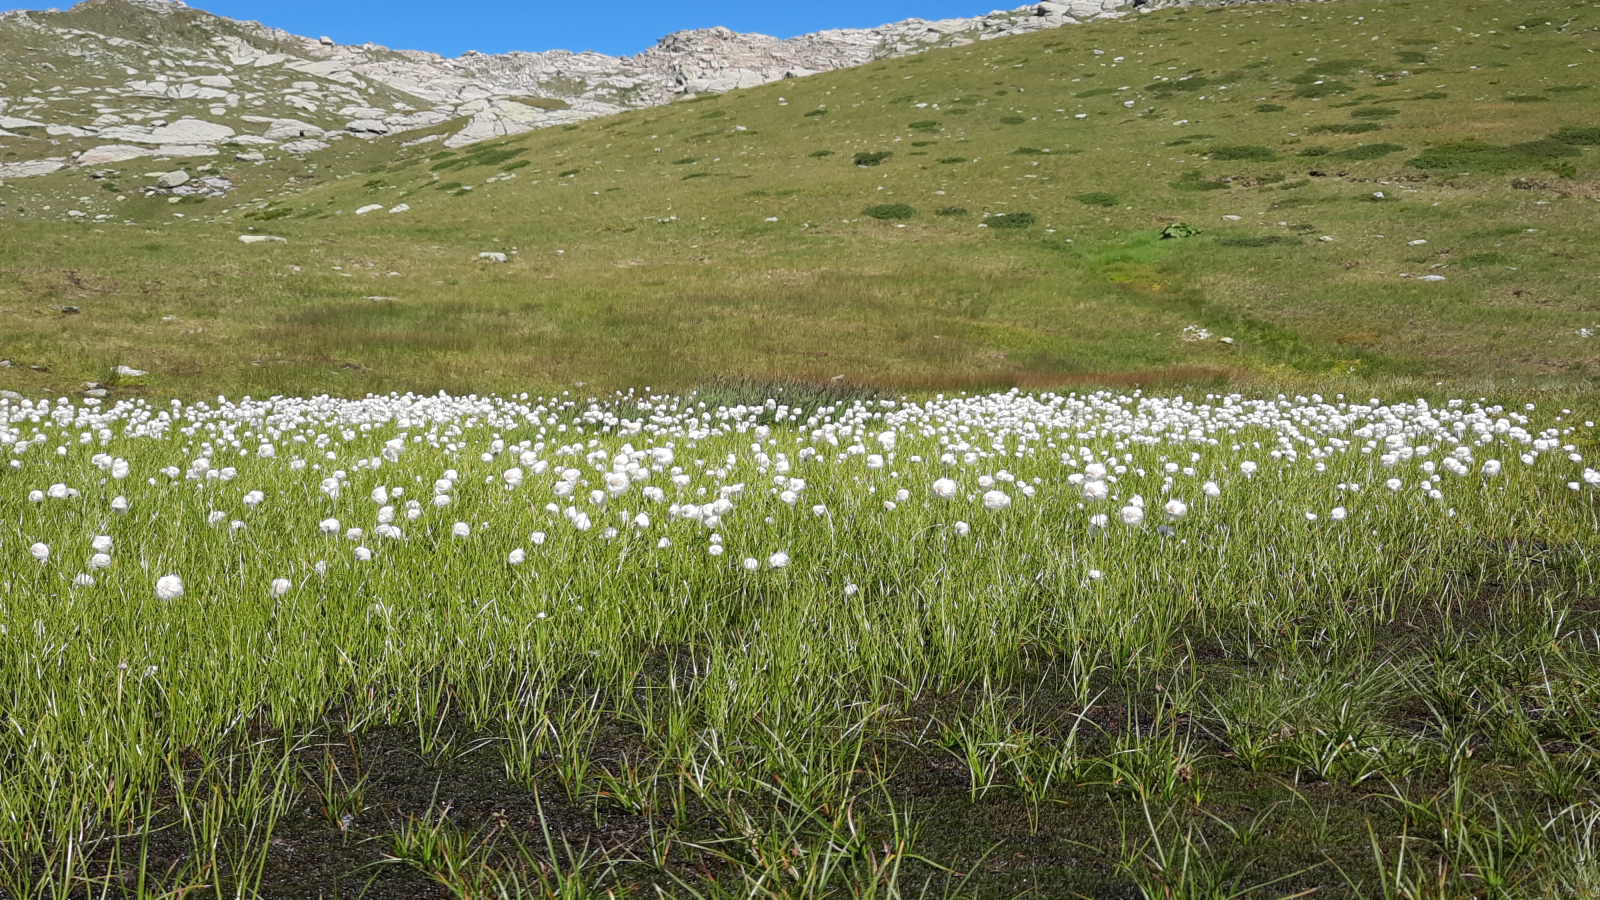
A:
[[932, 477, 958, 499], [452, 522, 471, 538], [1120, 505, 1144, 526], [155, 575, 184, 601], [270, 578, 291, 597], [982, 490, 1011, 512], [1163, 499, 1188, 519], [768, 551, 790, 569], [508, 548, 527, 565], [319, 518, 340, 534], [29, 542, 50, 563]]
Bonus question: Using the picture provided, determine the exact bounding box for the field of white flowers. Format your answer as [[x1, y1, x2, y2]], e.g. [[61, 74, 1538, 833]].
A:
[[4, 388, 1599, 898]]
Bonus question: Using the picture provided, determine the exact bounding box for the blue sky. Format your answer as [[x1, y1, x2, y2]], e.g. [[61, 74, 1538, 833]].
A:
[[152, 0, 998, 58]]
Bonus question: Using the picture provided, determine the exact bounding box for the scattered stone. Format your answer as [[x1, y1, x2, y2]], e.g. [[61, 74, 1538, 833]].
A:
[[478, 251, 508, 262], [0, 390, 22, 402], [77, 144, 152, 166], [238, 235, 288, 244], [0, 159, 68, 179], [355, 204, 384, 215], [114, 365, 148, 377], [155, 170, 190, 188], [389, 203, 411, 213], [235, 151, 266, 162]]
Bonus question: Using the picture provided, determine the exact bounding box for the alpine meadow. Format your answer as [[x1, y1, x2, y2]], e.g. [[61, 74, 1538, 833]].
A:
[[2, 0, 1600, 897]]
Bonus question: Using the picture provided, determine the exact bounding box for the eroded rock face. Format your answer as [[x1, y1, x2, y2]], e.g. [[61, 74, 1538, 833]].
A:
[[0, 0, 1143, 175]]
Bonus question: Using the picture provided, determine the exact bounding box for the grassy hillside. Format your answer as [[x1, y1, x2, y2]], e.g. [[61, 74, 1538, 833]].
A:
[[2, 0, 1599, 398]]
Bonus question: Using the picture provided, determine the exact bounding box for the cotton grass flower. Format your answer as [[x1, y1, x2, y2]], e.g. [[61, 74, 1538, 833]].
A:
[[319, 518, 340, 535], [953, 521, 971, 536], [1090, 513, 1109, 529], [353, 546, 373, 562], [1082, 480, 1109, 502], [932, 478, 958, 499], [531, 531, 547, 546], [507, 548, 526, 565], [768, 551, 790, 569], [74, 573, 95, 587], [89, 553, 111, 570], [1386, 478, 1403, 492], [1163, 499, 1188, 519], [452, 522, 471, 538], [1202, 481, 1221, 498], [29, 543, 49, 563], [1330, 506, 1348, 522], [743, 557, 760, 572], [982, 490, 1012, 512], [91, 535, 113, 554], [1119, 505, 1144, 526], [270, 578, 291, 597], [155, 575, 184, 601]]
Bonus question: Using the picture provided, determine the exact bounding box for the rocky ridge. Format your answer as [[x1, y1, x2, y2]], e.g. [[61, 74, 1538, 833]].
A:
[[0, 0, 1138, 180]]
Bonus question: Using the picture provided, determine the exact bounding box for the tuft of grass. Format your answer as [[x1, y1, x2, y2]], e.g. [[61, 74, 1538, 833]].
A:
[[1407, 139, 1579, 174], [1329, 142, 1406, 161], [1075, 192, 1119, 208], [1207, 145, 1278, 161], [1553, 125, 1600, 145], [853, 151, 893, 167], [1306, 122, 1384, 135], [862, 203, 916, 220], [986, 211, 1036, 229]]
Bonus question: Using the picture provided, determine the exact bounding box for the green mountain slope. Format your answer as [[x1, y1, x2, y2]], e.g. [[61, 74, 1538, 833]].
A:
[[2, 0, 1598, 398]]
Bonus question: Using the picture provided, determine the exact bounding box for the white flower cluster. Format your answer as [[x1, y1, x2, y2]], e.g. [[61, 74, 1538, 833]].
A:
[[2, 390, 1594, 599]]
